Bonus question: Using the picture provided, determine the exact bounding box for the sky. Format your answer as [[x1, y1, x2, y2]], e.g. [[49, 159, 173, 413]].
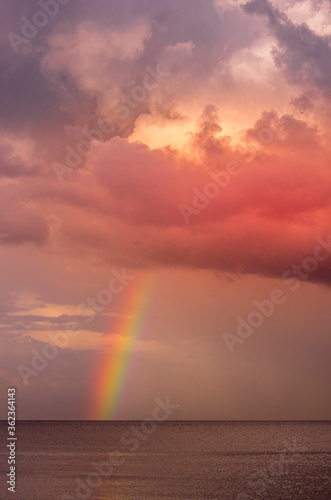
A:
[[0, 0, 331, 420]]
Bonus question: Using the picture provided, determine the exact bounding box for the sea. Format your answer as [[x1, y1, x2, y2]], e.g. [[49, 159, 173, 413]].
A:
[[0, 421, 330, 499]]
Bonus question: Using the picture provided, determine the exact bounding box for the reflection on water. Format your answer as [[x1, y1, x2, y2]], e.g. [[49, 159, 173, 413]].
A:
[[0, 421, 330, 499]]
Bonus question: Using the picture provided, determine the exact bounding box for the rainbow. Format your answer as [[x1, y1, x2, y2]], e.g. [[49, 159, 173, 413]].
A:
[[89, 273, 156, 420]]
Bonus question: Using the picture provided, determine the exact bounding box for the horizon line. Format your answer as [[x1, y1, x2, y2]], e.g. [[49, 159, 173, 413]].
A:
[[1, 419, 330, 423]]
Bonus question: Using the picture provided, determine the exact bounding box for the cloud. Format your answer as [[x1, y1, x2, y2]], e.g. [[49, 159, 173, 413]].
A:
[[41, 20, 152, 116], [11, 105, 325, 286], [1, 97, 330, 284], [290, 90, 315, 114], [243, 0, 331, 99], [0, 135, 44, 177], [0, 188, 49, 246]]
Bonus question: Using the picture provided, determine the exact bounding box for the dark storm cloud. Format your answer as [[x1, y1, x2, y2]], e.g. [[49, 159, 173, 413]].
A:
[[0, 0, 261, 154], [243, 0, 331, 99]]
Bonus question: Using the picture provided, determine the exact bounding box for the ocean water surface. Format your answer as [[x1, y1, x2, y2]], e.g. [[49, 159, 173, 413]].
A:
[[0, 421, 330, 499]]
